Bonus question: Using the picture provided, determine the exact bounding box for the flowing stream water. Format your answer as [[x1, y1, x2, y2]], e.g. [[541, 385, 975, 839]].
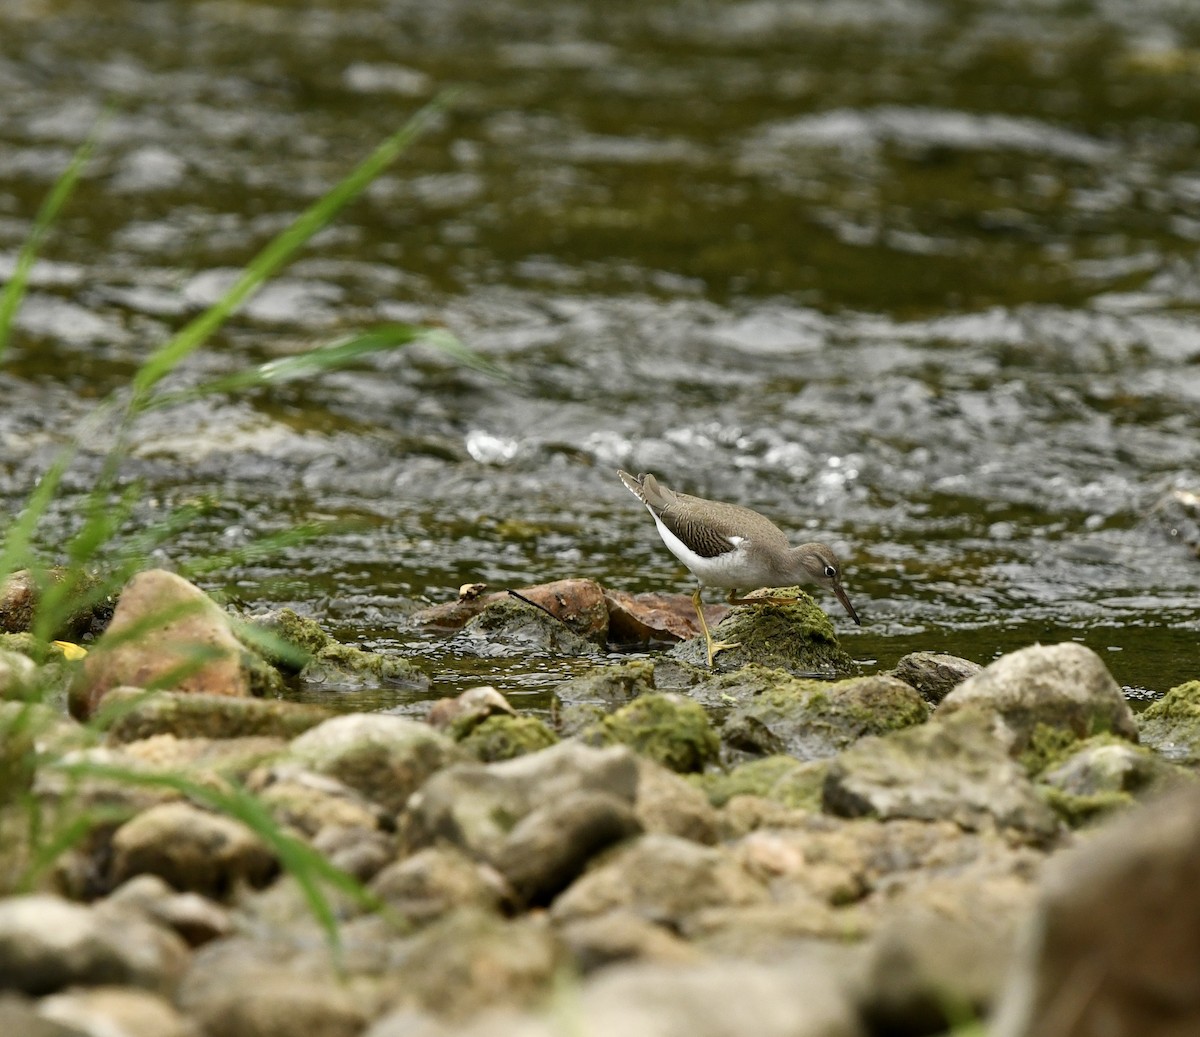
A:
[[1, 0, 1198, 712]]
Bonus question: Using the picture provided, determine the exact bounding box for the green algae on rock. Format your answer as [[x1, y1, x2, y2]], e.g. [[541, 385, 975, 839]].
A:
[[722, 674, 928, 761], [693, 755, 830, 811], [668, 588, 854, 675], [553, 659, 657, 708], [459, 715, 558, 762], [1138, 679, 1200, 764], [578, 693, 720, 774]]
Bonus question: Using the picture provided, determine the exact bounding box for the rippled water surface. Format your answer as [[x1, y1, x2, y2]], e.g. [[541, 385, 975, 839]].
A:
[[2, 0, 1198, 708]]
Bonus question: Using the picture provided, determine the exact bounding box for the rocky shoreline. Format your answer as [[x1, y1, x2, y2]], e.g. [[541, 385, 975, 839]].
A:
[[1, 567, 1198, 1037]]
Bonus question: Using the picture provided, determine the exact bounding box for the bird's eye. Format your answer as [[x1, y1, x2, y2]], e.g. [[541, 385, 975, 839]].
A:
[[823, 565, 837, 578]]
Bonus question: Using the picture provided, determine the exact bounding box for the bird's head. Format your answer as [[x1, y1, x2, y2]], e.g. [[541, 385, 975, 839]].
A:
[[793, 543, 861, 625]]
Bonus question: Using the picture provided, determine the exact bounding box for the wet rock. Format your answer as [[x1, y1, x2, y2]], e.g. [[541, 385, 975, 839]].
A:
[[696, 755, 830, 810], [1138, 679, 1200, 764], [459, 715, 558, 762], [578, 693, 719, 773], [602, 588, 728, 645], [415, 579, 609, 643], [556, 909, 702, 971], [824, 712, 1062, 842], [248, 763, 392, 836], [69, 570, 283, 720], [106, 874, 233, 947], [685, 663, 796, 709], [286, 713, 462, 815], [185, 971, 367, 1037], [247, 607, 428, 688], [669, 588, 854, 675], [890, 651, 982, 704], [427, 685, 515, 736], [1038, 739, 1191, 825], [456, 597, 602, 657], [0, 894, 189, 996], [390, 909, 567, 1018], [369, 846, 511, 923], [993, 786, 1200, 1037], [936, 641, 1138, 755], [723, 674, 927, 760], [553, 659, 657, 708], [38, 986, 200, 1037], [110, 800, 277, 898], [550, 833, 769, 925], [0, 647, 38, 699], [102, 688, 332, 744], [634, 757, 719, 843], [0, 568, 112, 640], [403, 742, 640, 897]]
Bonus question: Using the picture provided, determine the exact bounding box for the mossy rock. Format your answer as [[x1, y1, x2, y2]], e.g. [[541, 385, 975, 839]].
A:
[[668, 588, 854, 675], [1138, 680, 1200, 764], [693, 755, 828, 810], [580, 693, 719, 774], [722, 674, 928, 761], [554, 659, 657, 708], [460, 715, 559, 762]]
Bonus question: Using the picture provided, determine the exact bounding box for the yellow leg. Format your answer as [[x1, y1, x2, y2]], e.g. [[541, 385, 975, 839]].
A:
[[693, 585, 740, 667]]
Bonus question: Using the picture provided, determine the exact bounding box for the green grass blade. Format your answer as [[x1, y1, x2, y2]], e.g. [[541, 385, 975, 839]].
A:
[[0, 119, 106, 363], [145, 323, 500, 408], [131, 91, 457, 404], [49, 759, 381, 957]]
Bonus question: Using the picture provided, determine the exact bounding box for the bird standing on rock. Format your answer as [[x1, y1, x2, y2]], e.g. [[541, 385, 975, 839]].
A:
[[618, 470, 861, 667]]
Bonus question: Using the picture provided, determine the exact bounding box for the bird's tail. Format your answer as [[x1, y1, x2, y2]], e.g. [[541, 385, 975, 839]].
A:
[[617, 470, 674, 510]]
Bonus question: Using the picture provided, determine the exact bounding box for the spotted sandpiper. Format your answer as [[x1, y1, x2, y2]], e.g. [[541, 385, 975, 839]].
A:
[[618, 470, 860, 667]]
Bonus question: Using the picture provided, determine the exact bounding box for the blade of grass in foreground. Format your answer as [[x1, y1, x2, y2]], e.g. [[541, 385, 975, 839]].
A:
[[49, 759, 381, 960], [130, 89, 459, 407], [145, 323, 509, 409], [0, 117, 106, 364]]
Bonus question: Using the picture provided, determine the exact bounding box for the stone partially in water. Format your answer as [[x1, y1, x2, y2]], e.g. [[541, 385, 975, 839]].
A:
[[456, 598, 602, 657], [668, 587, 854, 675], [722, 674, 927, 761], [936, 642, 1138, 755], [891, 651, 982, 705], [69, 570, 283, 720], [1137, 679, 1200, 764]]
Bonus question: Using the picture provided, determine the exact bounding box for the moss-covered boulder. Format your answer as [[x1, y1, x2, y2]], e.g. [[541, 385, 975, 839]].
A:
[[460, 715, 558, 762], [554, 659, 657, 708], [579, 693, 719, 774], [722, 674, 927, 761], [668, 588, 854, 675], [246, 607, 426, 689], [694, 755, 829, 810], [102, 688, 332, 744], [1138, 680, 1200, 765], [936, 642, 1137, 756], [1037, 738, 1194, 826]]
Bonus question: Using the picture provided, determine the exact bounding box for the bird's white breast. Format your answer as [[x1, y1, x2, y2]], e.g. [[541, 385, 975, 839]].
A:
[[650, 513, 772, 590]]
